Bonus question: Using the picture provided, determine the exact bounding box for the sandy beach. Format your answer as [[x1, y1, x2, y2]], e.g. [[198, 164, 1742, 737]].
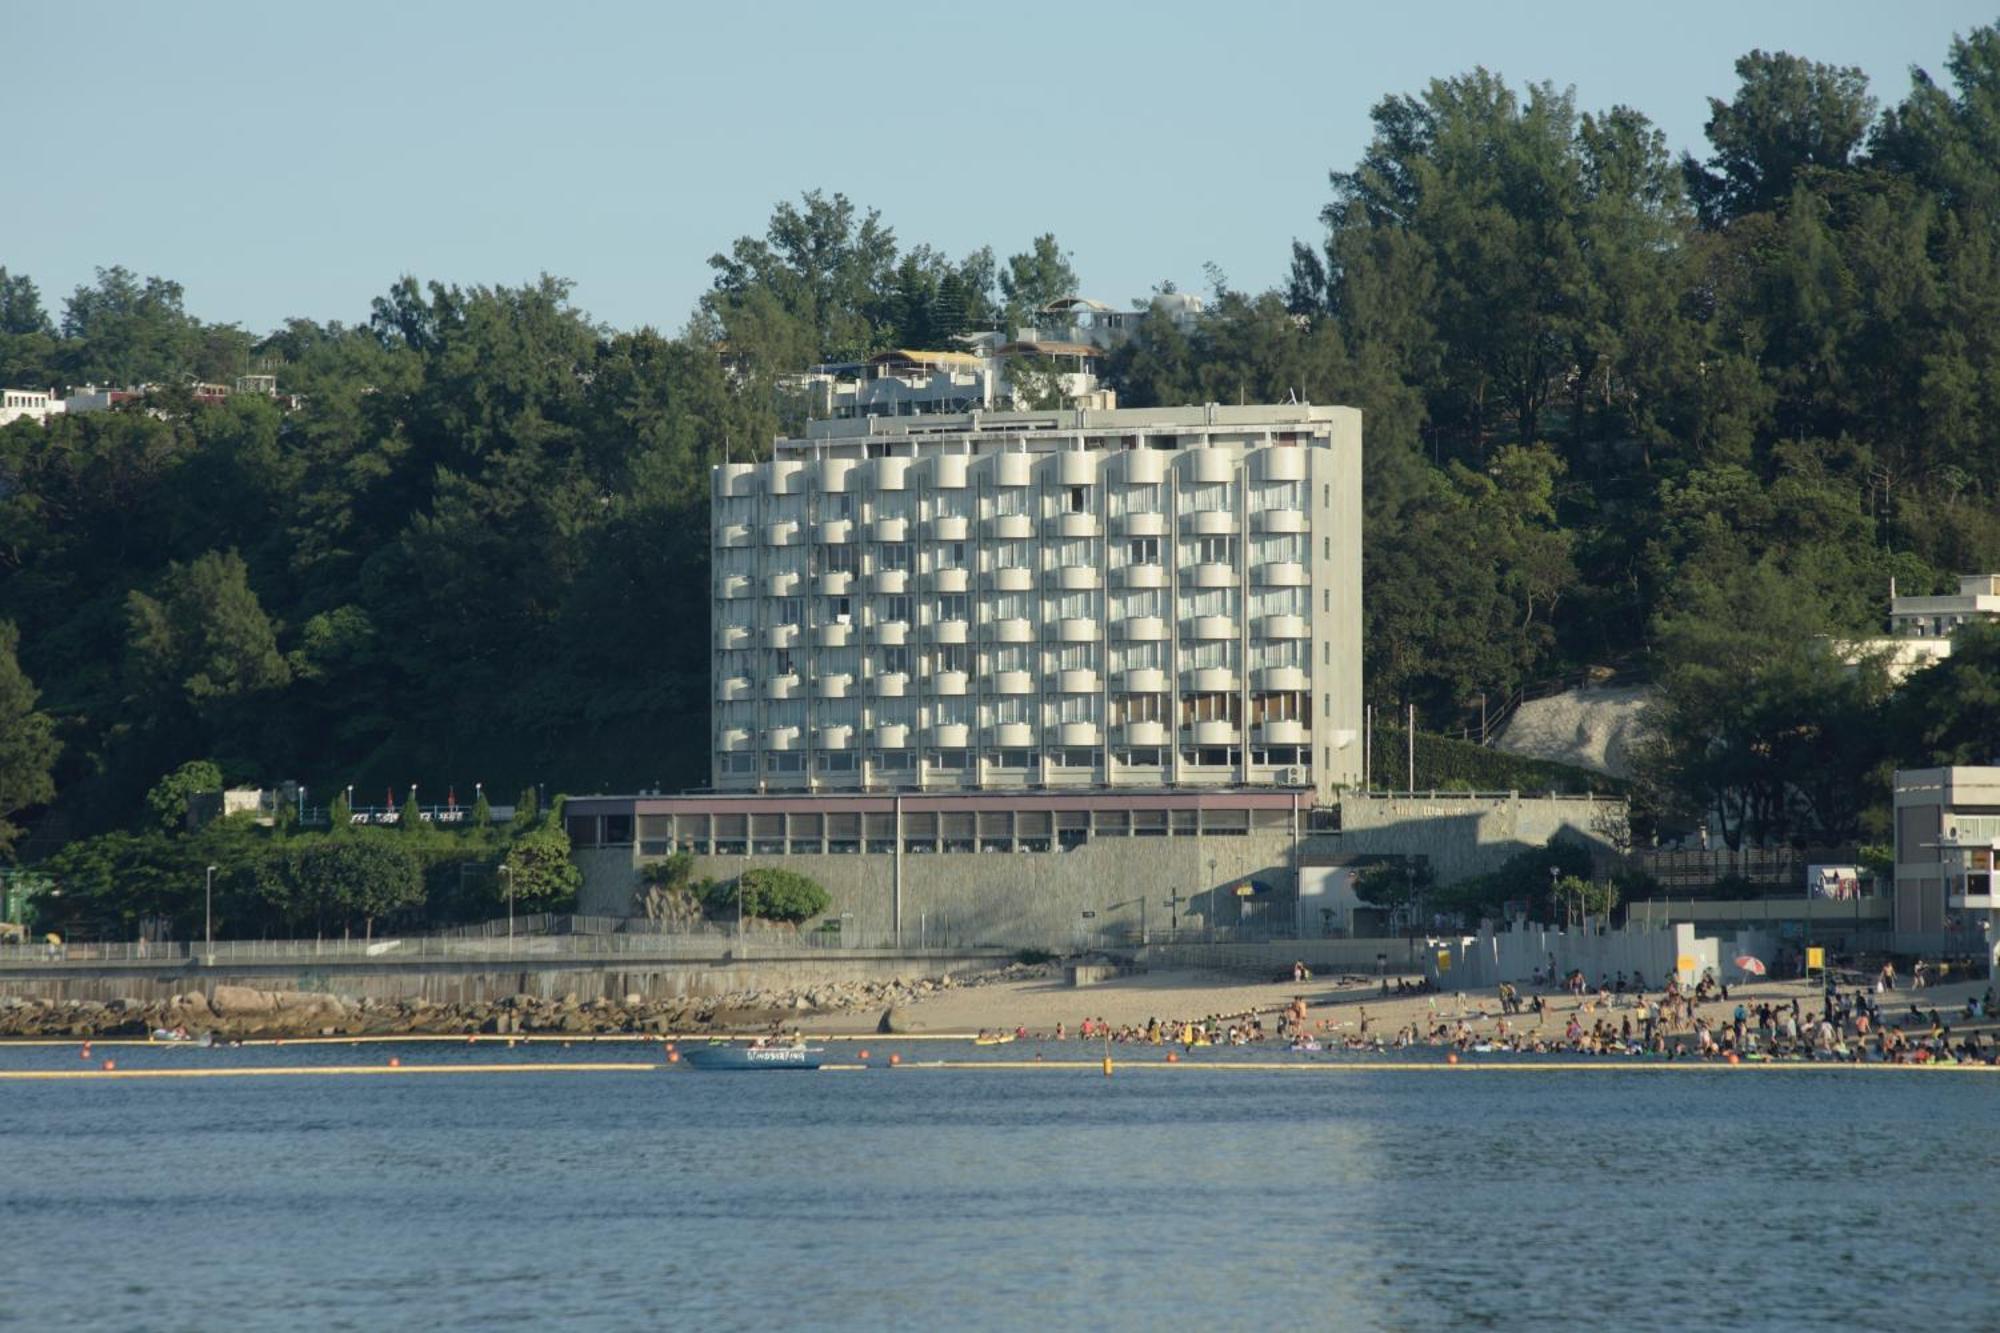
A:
[[818, 965, 2000, 1044]]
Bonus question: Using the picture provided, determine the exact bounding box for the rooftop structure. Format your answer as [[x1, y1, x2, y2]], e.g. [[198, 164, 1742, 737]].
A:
[[710, 402, 1361, 803], [1891, 766, 2000, 959]]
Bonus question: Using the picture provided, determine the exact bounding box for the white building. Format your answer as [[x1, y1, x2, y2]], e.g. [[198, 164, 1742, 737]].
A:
[[0, 388, 63, 427], [1892, 766, 2000, 960], [1828, 573, 2000, 682], [708, 402, 1362, 803], [790, 293, 1205, 422]]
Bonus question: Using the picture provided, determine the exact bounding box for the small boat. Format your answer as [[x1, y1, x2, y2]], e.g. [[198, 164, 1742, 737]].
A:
[[973, 1034, 1016, 1047], [680, 1043, 825, 1071], [1288, 1038, 1322, 1052]]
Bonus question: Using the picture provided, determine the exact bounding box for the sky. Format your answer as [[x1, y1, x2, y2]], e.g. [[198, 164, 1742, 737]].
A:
[[7, 0, 1996, 337]]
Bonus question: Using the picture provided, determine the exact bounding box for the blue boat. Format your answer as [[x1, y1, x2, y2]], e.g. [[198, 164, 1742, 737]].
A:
[[681, 1043, 826, 1071]]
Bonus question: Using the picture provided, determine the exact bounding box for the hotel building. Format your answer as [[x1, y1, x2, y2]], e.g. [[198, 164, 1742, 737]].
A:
[[707, 402, 1363, 805]]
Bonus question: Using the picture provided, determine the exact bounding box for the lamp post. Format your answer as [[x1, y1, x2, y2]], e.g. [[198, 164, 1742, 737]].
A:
[[500, 865, 514, 946], [204, 864, 219, 963]]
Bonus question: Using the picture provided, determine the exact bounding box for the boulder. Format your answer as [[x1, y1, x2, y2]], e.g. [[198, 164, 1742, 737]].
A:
[[879, 1006, 927, 1034], [210, 985, 278, 1016]]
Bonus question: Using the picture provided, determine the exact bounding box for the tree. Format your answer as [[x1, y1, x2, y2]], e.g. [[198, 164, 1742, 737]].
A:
[[723, 867, 830, 925], [292, 840, 423, 938], [145, 759, 224, 834], [502, 799, 579, 908], [1684, 51, 1876, 224], [999, 234, 1078, 328], [126, 550, 291, 716], [0, 624, 58, 854], [398, 788, 422, 833], [328, 789, 353, 832], [469, 787, 492, 828]]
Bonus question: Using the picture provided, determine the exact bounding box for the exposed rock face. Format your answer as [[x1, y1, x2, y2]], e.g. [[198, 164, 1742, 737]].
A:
[[0, 959, 1063, 1038]]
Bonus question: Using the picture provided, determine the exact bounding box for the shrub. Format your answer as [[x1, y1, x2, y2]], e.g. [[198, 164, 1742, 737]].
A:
[[712, 867, 830, 924]]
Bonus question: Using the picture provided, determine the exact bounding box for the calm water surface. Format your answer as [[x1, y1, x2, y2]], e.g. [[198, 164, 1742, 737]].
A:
[[0, 1042, 1991, 1331]]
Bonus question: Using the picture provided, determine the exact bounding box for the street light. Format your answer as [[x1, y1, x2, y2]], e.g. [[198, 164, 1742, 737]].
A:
[[505, 866, 515, 934], [204, 865, 219, 962]]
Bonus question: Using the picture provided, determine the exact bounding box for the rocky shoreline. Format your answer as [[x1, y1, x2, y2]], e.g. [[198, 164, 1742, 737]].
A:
[[0, 960, 1065, 1040]]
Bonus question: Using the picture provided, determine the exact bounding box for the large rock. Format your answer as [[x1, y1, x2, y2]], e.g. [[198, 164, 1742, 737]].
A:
[[879, 1006, 927, 1034], [209, 985, 278, 1016]]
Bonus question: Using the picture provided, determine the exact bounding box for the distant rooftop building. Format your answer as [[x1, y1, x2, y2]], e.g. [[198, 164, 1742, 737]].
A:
[[1890, 574, 2000, 641], [0, 388, 63, 427], [787, 293, 1204, 422]]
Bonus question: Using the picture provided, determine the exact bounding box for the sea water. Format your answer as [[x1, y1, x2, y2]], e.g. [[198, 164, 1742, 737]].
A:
[[0, 1042, 1991, 1331]]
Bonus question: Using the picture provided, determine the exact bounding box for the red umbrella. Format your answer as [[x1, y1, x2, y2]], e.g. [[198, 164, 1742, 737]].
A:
[[1733, 954, 1767, 977]]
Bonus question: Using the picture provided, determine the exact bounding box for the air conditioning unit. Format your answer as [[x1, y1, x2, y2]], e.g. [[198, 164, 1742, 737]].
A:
[[1284, 767, 1308, 786]]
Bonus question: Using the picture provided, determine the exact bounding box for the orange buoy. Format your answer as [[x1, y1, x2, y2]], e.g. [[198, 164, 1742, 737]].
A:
[[79, 1047, 92, 1060], [388, 1057, 401, 1068], [1166, 1051, 1180, 1063], [1726, 1052, 1740, 1066], [102, 1059, 116, 1071], [857, 1050, 869, 1060], [1447, 1052, 1459, 1065], [667, 1050, 679, 1063], [889, 1053, 901, 1066]]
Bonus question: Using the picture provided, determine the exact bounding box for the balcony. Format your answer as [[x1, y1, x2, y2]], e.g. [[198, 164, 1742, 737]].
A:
[[1183, 509, 1238, 535], [1116, 511, 1168, 537], [1189, 562, 1238, 588], [1119, 563, 1166, 589], [988, 513, 1034, 540], [988, 722, 1036, 748], [872, 672, 909, 698], [1188, 449, 1234, 484], [1255, 665, 1309, 692], [992, 670, 1034, 694], [1120, 720, 1169, 747], [719, 624, 754, 650], [934, 670, 970, 695], [933, 619, 969, 645], [817, 570, 853, 596], [763, 520, 800, 546], [1055, 565, 1100, 591], [1057, 617, 1101, 642], [1057, 721, 1101, 747], [717, 523, 753, 548], [930, 722, 971, 748], [1256, 561, 1309, 587], [718, 574, 753, 600], [1121, 615, 1169, 641], [873, 722, 911, 749], [991, 566, 1035, 592], [763, 624, 798, 650], [1120, 450, 1166, 485], [817, 673, 853, 700], [1189, 720, 1241, 746], [931, 567, 970, 594], [993, 617, 1035, 644], [872, 619, 910, 646], [816, 723, 854, 749], [717, 675, 753, 702], [873, 457, 911, 491], [994, 453, 1033, 487], [871, 568, 908, 595], [817, 518, 853, 544], [1188, 615, 1237, 640], [1056, 511, 1099, 539], [1057, 452, 1097, 486], [814, 621, 853, 648], [929, 515, 970, 542], [1187, 667, 1239, 693], [766, 460, 804, 494], [1253, 508, 1308, 533], [1258, 446, 1307, 481], [1118, 666, 1167, 693], [715, 464, 757, 498], [1057, 668, 1100, 693], [869, 515, 909, 543], [719, 727, 753, 752], [767, 571, 800, 598], [762, 725, 802, 750], [763, 672, 801, 700], [1257, 614, 1309, 639], [1254, 720, 1309, 746]]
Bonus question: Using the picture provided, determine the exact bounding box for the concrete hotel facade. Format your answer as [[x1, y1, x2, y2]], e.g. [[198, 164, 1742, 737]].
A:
[[709, 404, 1363, 805]]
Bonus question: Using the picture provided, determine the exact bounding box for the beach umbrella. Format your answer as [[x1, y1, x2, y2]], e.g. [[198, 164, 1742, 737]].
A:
[[1733, 954, 1767, 977]]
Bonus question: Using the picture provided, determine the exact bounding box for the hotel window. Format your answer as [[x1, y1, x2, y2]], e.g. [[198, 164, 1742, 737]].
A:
[[879, 543, 914, 571], [773, 597, 803, 626], [882, 595, 913, 623], [992, 487, 1028, 516], [993, 540, 1030, 569], [1064, 484, 1092, 514], [821, 493, 853, 519], [1126, 536, 1161, 566], [1057, 591, 1093, 620], [1056, 643, 1097, 672], [879, 645, 912, 675], [936, 541, 968, 570], [989, 696, 1029, 725], [989, 644, 1031, 673], [933, 644, 971, 674], [819, 543, 858, 575], [1192, 534, 1237, 566], [935, 593, 969, 623]]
